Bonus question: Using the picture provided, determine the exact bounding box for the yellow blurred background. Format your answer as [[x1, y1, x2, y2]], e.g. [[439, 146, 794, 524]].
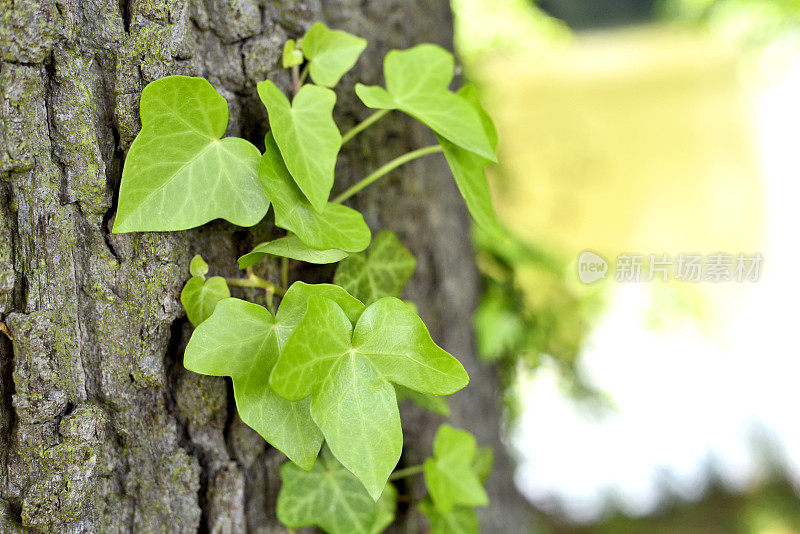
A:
[[478, 27, 763, 259]]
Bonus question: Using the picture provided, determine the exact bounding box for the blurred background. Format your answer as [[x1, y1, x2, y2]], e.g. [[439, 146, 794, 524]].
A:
[[451, 0, 800, 532]]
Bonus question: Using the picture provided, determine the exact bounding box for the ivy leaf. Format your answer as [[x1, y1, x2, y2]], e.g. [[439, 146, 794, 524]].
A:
[[180, 276, 230, 327], [301, 22, 367, 88], [459, 84, 498, 150], [333, 230, 416, 304], [282, 39, 304, 68], [257, 80, 341, 213], [472, 445, 494, 484], [438, 84, 502, 236], [277, 449, 397, 534], [277, 281, 366, 332], [473, 285, 523, 362], [184, 283, 362, 470], [113, 76, 267, 233], [238, 235, 347, 269], [184, 297, 313, 469], [354, 45, 495, 162], [438, 137, 501, 236], [419, 498, 478, 534], [260, 133, 370, 252], [423, 424, 489, 514], [270, 296, 468, 499], [189, 254, 209, 277], [394, 384, 450, 417], [370, 480, 398, 534]]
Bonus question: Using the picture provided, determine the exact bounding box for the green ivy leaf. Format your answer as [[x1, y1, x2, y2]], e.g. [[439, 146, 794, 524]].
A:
[[301, 22, 367, 87], [238, 235, 348, 269], [270, 296, 468, 500], [277, 282, 366, 334], [282, 39, 304, 68], [333, 230, 416, 304], [184, 282, 363, 470], [184, 297, 306, 469], [354, 45, 496, 162], [419, 498, 478, 534], [403, 300, 419, 314], [370, 479, 398, 534], [472, 445, 494, 484], [189, 254, 209, 277], [438, 84, 502, 236], [260, 133, 370, 252], [277, 449, 397, 534], [180, 276, 230, 327], [113, 76, 267, 233], [423, 424, 489, 514], [394, 384, 450, 417], [473, 285, 524, 362], [438, 136, 500, 236], [257, 80, 341, 213], [459, 84, 498, 150]]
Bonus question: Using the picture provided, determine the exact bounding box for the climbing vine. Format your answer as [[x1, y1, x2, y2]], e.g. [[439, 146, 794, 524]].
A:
[[114, 22, 501, 534]]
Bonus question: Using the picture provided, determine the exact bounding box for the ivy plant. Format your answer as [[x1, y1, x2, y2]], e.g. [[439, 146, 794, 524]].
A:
[[419, 425, 493, 534], [334, 229, 417, 304], [114, 20, 502, 533], [113, 76, 267, 233], [180, 255, 230, 327], [270, 294, 468, 499], [260, 132, 371, 252], [277, 447, 396, 534], [424, 424, 490, 513]]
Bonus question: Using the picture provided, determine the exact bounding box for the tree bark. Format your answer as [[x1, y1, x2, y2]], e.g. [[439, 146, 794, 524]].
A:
[[0, 1, 532, 532]]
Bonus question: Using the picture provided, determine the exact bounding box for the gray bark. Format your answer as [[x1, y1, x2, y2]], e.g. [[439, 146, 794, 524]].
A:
[[0, 0, 532, 532]]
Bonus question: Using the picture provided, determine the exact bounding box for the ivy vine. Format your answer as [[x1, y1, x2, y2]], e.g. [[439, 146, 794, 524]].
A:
[[115, 21, 501, 533]]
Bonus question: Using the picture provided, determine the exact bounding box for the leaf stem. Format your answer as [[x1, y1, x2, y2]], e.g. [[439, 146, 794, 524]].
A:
[[281, 257, 289, 290], [388, 464, 424, 481], [226, 269, 286, 297], [340, 109, 390, 144], [332, 144, 443, 204], [298, 64, 309, 86], [291, 65, 301, 96]]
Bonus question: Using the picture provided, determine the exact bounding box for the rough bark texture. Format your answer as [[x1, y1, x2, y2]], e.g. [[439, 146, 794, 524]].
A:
[[0, 0, 532, 532]]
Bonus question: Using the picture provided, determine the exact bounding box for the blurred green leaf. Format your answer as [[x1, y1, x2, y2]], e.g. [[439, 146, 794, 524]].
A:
[[419, 498, 478, 534], [423, 424, 489, 514], [472, 446, 494, 484], [334, 230, 416, 304], [473, 285, 525, 361]]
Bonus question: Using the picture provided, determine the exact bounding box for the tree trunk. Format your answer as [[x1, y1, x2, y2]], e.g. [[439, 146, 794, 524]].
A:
[[0, 1, 532, 532]]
